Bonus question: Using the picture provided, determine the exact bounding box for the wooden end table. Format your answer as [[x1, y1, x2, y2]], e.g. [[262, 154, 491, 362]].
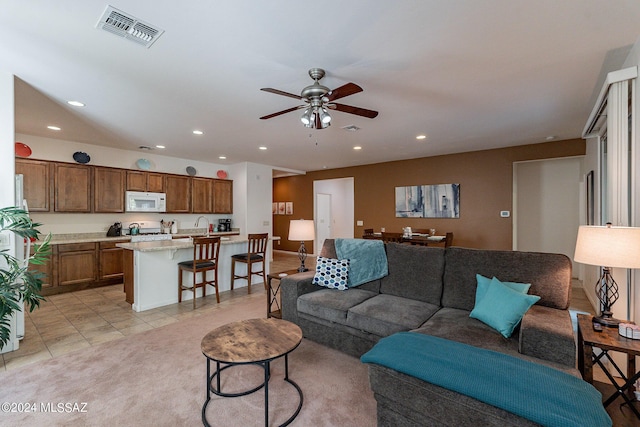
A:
[[577, 313, 640, 419], [201, 318, 303, 427], [266, 269, 300, 318]]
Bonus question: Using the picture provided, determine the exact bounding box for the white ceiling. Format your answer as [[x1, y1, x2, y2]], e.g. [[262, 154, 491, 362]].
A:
[[2, 1, 639, 172]]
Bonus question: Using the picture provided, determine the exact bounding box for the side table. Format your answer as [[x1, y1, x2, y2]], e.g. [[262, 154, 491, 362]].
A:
[[577, 313, 640, 419], [201, 318, 303, 427], [266, 269, 299, 318]]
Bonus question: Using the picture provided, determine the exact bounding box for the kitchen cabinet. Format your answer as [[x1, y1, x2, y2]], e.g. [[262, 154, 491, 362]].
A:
[[191, 177, 213, 213], [56, 242, 97, 287], [213, 179, 233, 213], [99, 240, 126, 281], [165, 174, 191, 213], [54, 163, 92, 212], [94, 167, 125, 212], [29, 245, 53, 289], [126, 171, 165, 192], [15, 159, 50, 212]]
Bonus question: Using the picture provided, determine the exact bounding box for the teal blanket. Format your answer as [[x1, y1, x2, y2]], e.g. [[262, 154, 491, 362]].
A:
[[361, 333, 611, 427], [335, 238, 388, 287]]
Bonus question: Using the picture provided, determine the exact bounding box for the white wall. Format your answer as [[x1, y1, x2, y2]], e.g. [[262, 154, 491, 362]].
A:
[[0, 73, 14, 209], [514, 157, 582, 261], [313, 177, 355, 242]]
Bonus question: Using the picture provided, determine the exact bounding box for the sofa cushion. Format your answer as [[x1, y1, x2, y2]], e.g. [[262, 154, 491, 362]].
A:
[[347, 294, 440, 337], [469, 278, 540, 338], [442, 247, 572, 311], [474, 274, 530, 306], [312, 256, 350, 290], [297, 288, 377, 325], [413, 307, 520, 355], [380, 243, 445, 305], [321, 239, 381, 293]]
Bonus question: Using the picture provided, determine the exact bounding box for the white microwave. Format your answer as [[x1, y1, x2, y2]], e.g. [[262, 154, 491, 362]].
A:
[[125, 191, 166, 213]]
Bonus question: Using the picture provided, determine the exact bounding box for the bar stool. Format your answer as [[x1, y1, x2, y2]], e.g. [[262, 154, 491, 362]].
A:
[[178, 237, 221, 308], [230, 233, 268, 294]]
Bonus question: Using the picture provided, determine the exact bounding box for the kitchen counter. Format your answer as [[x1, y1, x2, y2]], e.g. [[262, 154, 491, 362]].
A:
[[44, 231, 239, 245], [115, 235, 272, 252], [118, 235, 279, 312]]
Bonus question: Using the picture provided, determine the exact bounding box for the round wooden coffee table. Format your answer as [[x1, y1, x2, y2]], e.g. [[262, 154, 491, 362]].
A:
[[201, 318, 303, 427]]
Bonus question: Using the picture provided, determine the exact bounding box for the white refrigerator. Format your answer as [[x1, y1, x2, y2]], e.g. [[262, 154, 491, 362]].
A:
[[0, 175, 29, 353]]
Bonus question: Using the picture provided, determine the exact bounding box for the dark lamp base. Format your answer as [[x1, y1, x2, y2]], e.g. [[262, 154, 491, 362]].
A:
[[593, 316, 621, 327], [297, 267, 308, 273]]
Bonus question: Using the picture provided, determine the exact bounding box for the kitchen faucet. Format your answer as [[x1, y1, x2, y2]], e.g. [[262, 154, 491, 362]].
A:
[[195, 216, 209, 237]]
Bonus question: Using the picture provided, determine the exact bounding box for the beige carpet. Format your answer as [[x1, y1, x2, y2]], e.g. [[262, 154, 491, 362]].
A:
[[0, 295, 376, 426]]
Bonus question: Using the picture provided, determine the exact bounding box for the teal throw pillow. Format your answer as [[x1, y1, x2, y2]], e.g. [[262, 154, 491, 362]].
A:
[[312, 256, 350, 291], [470, 277, 540, 338], [475, 274, 531, 306]]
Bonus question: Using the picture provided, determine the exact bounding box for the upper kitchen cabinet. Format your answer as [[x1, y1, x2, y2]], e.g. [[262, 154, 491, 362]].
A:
[[94, 167, 125, 212], [15, 158, 50, 211], [165, 174, 190, 213], [213, 179, 233, 214], [54, 162, 92, 212], [126, 171, 165, 193], [191, 177, 213, 213]]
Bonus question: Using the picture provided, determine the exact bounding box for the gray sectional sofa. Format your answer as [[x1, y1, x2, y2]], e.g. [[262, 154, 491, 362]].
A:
[[281, 239, 580, 426]]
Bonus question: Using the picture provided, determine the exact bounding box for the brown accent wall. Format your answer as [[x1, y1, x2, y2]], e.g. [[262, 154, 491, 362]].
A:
[[273, 139, 585, 252]]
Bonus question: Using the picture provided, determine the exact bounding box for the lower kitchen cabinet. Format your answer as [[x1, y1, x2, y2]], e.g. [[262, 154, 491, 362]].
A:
[[57, 242, 97, 287], [99, 241, 125, 281], [40, 240, 128, 296]]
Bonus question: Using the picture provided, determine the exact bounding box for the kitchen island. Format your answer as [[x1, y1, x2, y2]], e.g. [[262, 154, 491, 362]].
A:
[[117, 235, 278, 312]]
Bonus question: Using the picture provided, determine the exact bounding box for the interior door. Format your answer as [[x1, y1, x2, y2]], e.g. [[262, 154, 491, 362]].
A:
[[316, 193, 331, 254]]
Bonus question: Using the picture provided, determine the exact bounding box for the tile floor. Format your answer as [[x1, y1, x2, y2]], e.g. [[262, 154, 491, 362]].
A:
[[1, 251, 307, 371]]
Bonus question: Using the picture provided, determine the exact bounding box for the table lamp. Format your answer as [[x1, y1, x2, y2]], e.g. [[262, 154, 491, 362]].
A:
[[289, 219, 315, 272], [574, 224, 640, 327]]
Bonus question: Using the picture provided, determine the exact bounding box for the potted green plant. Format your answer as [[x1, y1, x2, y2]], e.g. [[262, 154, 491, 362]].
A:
[[0, 206, 50, 350]]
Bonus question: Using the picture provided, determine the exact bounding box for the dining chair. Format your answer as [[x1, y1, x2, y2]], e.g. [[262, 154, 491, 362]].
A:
[[231, 233, 268, 294], [444, 232, 454, 247], [178, 237, 221, 309], [363, 228, 374, 238], [381, 232, 404, 243]]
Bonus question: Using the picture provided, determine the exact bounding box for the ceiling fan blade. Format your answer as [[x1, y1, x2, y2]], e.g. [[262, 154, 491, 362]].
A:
[[260, 105, 305, 120], [326, 83, 363, 101], [260, 88, 302, 100], [331, 102, 379, 119]]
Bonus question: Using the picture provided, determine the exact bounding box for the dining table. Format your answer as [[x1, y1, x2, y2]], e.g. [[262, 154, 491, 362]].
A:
[[363, 232, 447, 246]]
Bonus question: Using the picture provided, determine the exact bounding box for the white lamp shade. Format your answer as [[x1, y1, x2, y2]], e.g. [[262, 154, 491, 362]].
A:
[[574, 225, 640, 269], [289, 220, 315, 241]]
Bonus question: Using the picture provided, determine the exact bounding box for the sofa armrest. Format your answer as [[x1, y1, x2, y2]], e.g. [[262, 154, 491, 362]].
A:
[[281, 271, 318, 325], [518, 304, 576, 368]]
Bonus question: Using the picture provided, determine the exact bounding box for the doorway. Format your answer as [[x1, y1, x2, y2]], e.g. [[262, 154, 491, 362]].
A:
[[313, 178, 355, 254], [513, 157, 583, 261]]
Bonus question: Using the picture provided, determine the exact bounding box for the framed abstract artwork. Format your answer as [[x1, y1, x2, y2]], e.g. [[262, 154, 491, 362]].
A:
[[395, 183, 460, 218]]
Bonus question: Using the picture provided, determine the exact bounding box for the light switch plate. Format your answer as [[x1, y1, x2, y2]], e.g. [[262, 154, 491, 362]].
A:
[[356, 220, 363, 226], [500, 211, 510, 218]]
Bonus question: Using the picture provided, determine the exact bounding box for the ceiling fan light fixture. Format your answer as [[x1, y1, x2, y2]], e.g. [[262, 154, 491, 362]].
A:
[[301, 108, 312, 125], [320, 108, 331, 124]]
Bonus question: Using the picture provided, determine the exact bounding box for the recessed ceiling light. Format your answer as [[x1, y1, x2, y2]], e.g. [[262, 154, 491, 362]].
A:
[[67, 100, 85, 107], [47, 125, 61, 131], [416, 135, 427, 140], [259, 146, 267, 150], [155, 145, 165, 149], [353, 146, 362, 150], [193, 130, 204, 135], [218, 156, 227, 160], [545, 135, 556, 141]]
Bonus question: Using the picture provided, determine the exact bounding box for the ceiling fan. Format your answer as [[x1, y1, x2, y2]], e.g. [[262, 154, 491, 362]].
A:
[[260, 68, 378, 129]]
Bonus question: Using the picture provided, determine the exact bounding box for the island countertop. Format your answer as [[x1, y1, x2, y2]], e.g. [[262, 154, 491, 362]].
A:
[[117, 235, 279, 252]]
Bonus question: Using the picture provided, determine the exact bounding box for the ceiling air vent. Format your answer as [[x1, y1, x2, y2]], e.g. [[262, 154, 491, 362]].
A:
[[95, 5, 164, 48], [341, 125, 361, 132]]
